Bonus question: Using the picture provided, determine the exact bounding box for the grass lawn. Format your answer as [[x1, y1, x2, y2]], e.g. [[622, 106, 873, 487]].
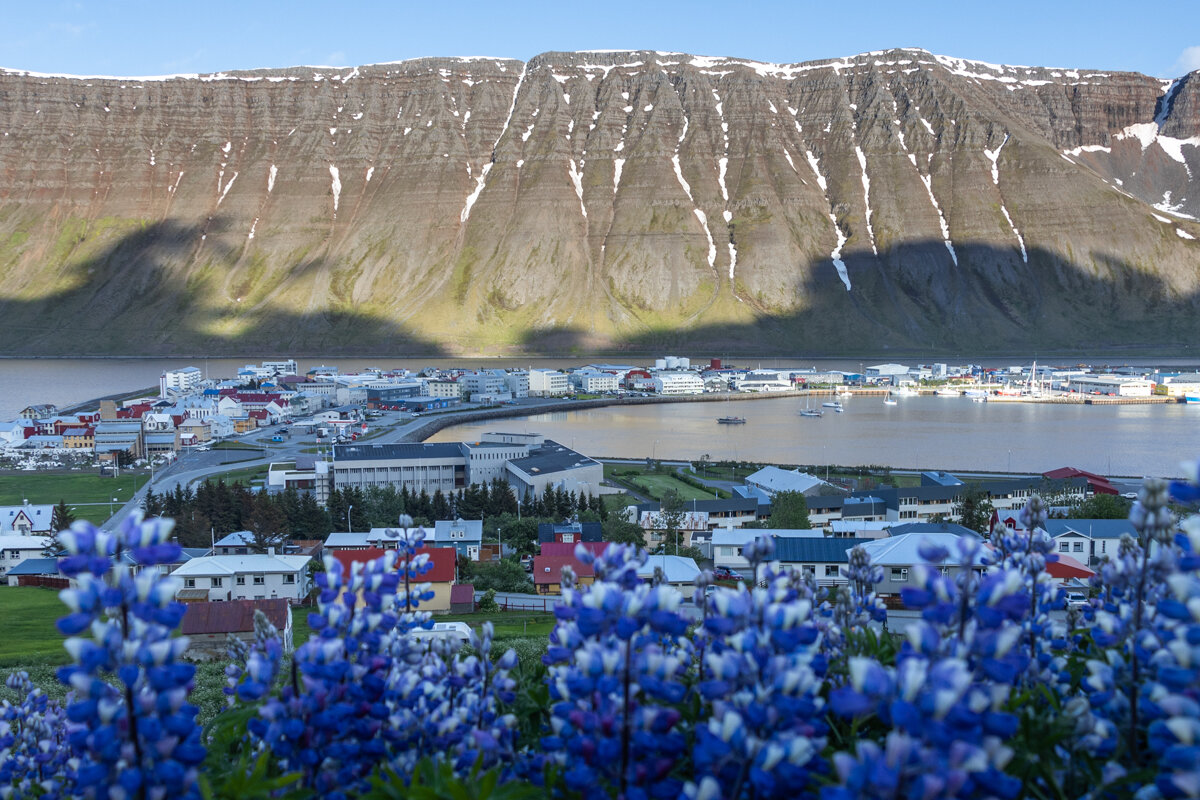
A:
[[605, 464, 723, 501], [0, 470, 150, 527], [0, 470, 149, 506], [207, 464, 269, 486], [211, 441, 264, 451], [0, 587, 74, 667]]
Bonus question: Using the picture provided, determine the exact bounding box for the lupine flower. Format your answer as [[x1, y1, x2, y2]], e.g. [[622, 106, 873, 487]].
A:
[[54, 514, 205, 799], [0, 671, 71, 799]]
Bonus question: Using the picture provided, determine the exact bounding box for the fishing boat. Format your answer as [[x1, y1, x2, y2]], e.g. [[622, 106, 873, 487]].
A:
[[717, 416, 747, 424]]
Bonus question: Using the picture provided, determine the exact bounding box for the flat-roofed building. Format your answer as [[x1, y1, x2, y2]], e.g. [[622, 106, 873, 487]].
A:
[[529, 369, 569, 397]]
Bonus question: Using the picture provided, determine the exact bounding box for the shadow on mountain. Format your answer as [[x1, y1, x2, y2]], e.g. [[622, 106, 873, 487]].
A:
[[514, 240, 1200, 357], [0, 219, 449, 357]]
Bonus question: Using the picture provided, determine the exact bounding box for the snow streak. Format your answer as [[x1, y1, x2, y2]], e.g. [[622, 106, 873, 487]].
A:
[[461, 64, 527, 225], [805, 149, 850, 290], [669, 113, 717, 269], [983, 134, 1027, 262], [329, 165, 341, 213], [267, 165, 277, 193], [892, 104, 957, 266], [847, 108, 877, 256], [711, 88, 738, 281]]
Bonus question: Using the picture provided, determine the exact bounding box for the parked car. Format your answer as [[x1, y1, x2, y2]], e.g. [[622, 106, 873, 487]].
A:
[[712, 566, 741, 581]]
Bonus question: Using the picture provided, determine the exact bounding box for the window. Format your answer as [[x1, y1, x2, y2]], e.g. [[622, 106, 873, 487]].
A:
[[184, 579, 195, 588], [891, 568, 909, 582], [1059, 542, 1069, 552], [802, 565, 815, 575], [253, 575, 265, 585], [236, 576, 245, 585], [211, 577, 222, 587], [825, 565, 839, 577], [7, 551, 18, 559], [284, 574, 296, 584], [1073, 542, 1084, 552]]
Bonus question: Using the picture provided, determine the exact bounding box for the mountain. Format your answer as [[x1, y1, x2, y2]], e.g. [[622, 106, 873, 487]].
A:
[[0, 48, 1197, 357]]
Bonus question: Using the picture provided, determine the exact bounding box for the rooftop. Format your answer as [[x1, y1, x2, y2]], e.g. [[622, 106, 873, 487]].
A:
[[334, 442, 464, 461]]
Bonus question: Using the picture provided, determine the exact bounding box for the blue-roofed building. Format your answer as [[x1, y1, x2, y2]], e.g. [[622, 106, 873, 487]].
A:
[[432, 519, 484, 559], [765, 537, 874, 584], [921, 471, 965, 487], [4, 557, 61, 586], [1044, 518, 1138, 564], [537, 521, 603, 545]]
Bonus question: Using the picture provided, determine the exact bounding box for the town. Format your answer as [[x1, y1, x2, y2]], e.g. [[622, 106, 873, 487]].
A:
[[0, 355, 1157, 645]]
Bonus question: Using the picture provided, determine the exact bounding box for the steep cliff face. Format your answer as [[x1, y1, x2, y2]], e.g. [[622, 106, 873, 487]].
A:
[[0, 48, 1196, 356]]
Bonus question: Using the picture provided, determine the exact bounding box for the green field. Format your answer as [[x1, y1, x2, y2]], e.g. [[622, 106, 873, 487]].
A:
[[603, 464, 725, 501], [0, 587, 74, 667], [206, 464, 269, 486], [0, 471, 149, 525]]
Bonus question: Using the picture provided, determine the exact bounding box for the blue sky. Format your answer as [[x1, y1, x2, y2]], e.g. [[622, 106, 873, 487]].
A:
[[3, 0, 1198, 79]]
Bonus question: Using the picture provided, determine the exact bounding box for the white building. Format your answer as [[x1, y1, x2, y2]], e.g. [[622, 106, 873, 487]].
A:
[[572, 371, 620, 393], [529, 369, 570, 397], [461, 371, 510, 401], [160, 367, 203, 397], [653, 373, 704, 395], [172, 554, 312, 602], [0, 534, 52, 580], [504, 371, 530, 398], [1067, 375, 1155, 397], [261, 360, 299, 376], [425, 380, 464, 400], [744, 466, 832, 497]]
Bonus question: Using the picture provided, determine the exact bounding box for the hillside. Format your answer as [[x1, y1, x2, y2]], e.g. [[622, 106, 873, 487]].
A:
[[0, 48, 1197, 356]]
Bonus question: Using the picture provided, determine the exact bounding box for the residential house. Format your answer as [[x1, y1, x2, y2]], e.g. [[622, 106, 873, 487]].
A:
[[860, 531, 988, 596], [627, 498, 763, 530], [214, 531, 255, 555], [1044, 519, 1137, 564], [537, 521, 604, 545], [328, 546, 458, 613], [181, 598, 295, 655], [539, 541, 609, 558], [5, 557, 65, 587], [450, 584, 475, 614], [637, 555, 701, 598], [533, 553, 595, 594], [711, 528, 825, 577], [61, 426, 95, 450], [0, 534, 53, 581], [1, 503, 54, 536], [171, 554, 313, 602], [432, 518, 484, 559], [765, 537, 874, 584]]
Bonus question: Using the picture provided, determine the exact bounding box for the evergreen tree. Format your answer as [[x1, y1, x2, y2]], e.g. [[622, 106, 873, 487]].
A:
[[246, 493, 288, 553], [431, 489, 452, 520], [954, 484, 996, 535], [50, 499, 75, 532], [142, 488, 164, 518]]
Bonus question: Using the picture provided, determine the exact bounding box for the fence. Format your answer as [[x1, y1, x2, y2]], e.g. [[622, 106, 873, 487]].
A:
[[497, 597, 557, 612], [18, 575, 69, 590]]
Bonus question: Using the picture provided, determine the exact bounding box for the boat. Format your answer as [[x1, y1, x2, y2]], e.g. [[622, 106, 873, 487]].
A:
[[717, 416, 747, 424], [799, 409, 823, 417], [893, 386, 918, 397], [1185, 394, 1200, 405], [821, 401, 843, 412], [883, 392, 898, 406]]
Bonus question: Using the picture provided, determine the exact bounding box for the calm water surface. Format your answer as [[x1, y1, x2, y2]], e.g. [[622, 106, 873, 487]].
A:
[[2, 358, 1197, 476], [429, 395, 1196, 477]]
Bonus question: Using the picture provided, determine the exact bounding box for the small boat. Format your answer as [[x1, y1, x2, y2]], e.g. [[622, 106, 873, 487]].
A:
[[883, 392, 898, 406], [799, 409, 823, 417], [717, 416, 747, 424], [1185, 394, 1200, 405], [821, 401, 843, 412]]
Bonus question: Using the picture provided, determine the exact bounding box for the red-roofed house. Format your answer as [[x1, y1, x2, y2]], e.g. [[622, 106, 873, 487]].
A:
[[181, 598, 294, 655], [533, 554, 595, 595], [1045, 553, 1096, 585], [1042, 467, 1118, 496], [328, 545, 458, 613], [539, 541, 609, 558]]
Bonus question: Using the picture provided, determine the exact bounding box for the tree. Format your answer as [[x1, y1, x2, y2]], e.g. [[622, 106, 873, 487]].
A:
[[768, 490, 812, 530], [245, 495, 288, 553], [50, 500, 75, 532], [954, 484, 996, 535], [658, 490, 687, 553], [603, 518, 647, 547], [1069, 493, 1131, 520], [459, 558, 535, 593]]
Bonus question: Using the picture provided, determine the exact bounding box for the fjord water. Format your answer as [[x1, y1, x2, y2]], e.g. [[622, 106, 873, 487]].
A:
[[3, 358, 1196, 477], [430, 395, 1195, 478]]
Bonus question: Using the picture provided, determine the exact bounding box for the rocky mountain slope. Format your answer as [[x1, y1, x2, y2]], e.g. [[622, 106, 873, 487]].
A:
[[0, 48, 1197, 356]]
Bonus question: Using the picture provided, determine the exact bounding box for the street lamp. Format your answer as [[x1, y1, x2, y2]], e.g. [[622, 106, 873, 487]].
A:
[[347, 504, 354, 534]]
